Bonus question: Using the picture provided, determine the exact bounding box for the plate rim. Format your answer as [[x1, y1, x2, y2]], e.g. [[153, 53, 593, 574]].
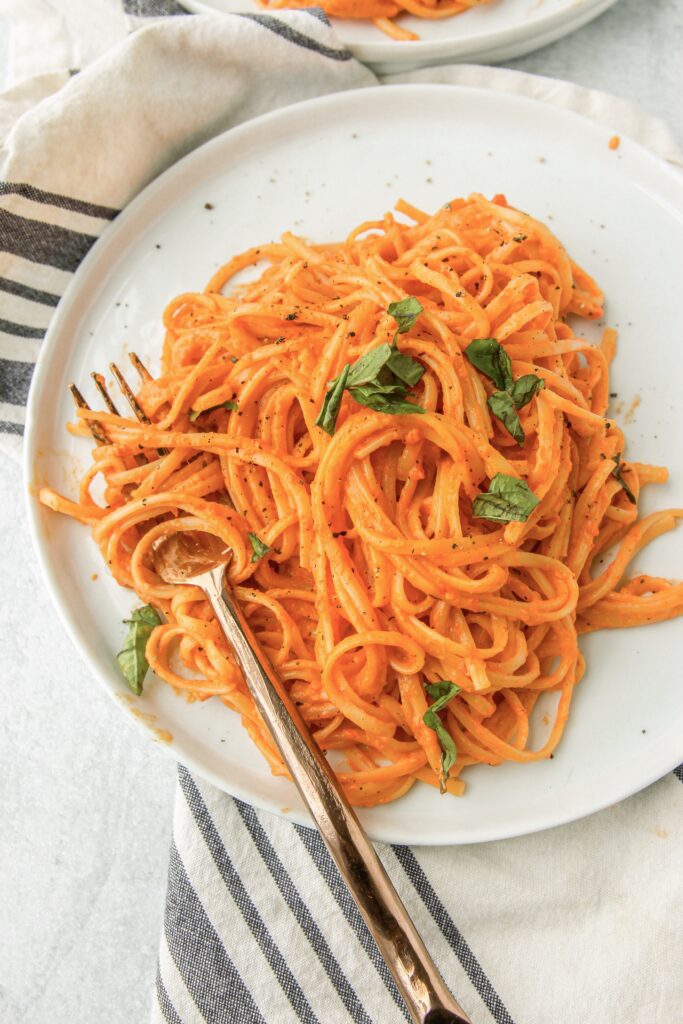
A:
[[181, 0, 622, 64], [24, 82, 683, 845]]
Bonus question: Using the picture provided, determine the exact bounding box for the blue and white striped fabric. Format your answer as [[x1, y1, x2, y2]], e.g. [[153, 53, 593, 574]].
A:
[[154, 766, 520, 1024], [1, 5, 681, 1022], [153, 766, 683, 1024], [0, 183, 118, 442]]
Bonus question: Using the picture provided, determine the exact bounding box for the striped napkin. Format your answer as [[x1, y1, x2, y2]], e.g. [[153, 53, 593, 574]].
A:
[[1, 4, 681, 1023]]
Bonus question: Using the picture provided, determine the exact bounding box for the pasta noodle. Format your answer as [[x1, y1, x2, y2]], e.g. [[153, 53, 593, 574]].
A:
[[41, 193, 683, 807], [261, 0, 494, 42]]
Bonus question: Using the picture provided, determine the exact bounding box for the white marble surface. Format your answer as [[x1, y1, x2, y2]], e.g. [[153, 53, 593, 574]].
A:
[[508, 0, 683, 145], [1, 2, 682, 1022], [0, 455, 176, 1024]]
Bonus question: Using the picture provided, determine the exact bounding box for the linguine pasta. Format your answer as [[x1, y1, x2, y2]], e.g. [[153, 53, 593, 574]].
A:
[[41, 193, 683, 807]]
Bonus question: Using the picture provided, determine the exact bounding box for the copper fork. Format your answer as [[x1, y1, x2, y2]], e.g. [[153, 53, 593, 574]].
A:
[[71, 361, 474, 1024]]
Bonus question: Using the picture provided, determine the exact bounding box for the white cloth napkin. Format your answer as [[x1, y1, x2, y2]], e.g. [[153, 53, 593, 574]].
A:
[[1, 5, 681, 1023]]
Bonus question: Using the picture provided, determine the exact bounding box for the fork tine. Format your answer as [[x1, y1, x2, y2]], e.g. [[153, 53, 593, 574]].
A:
[[110, 361, 151, 425], [91, 372, 121, 416], [129, 351, 152, 382], [110, 360, 169, 456], [69, 383, 109, 445]]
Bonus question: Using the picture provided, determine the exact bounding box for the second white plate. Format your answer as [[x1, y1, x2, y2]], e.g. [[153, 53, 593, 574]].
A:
[[183, 0, 622, 71], [26, 84, 683, 844]]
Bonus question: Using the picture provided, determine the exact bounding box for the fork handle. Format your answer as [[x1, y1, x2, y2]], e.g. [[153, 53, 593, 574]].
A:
[[204, 566, 472, 1024]]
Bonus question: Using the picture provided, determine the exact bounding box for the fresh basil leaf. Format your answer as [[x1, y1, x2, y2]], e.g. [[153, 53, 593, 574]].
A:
[[487, 391, 525, 444], [613, 453, 637, 505], [464, 338, 514, 392], [423, 711, 457, 791], [509, 374, 543, 409], [424, 680, 461, 711], [423, 681, 461, 791], [346, 344, 392, 387], [316, 337, 425, 434], [386, 347, 425, 387], [344, 344, 425, 389], [189, 400, 238, 422], [472, 494, 527, 522], [473, 473, 540, 523], [466, 340, 541, 443], [116, 604, 161, 695], [387, 296, 423, 334], [315, 363, 350, 436], [248, 532, 270, 563], [349, 384, 425, 416]]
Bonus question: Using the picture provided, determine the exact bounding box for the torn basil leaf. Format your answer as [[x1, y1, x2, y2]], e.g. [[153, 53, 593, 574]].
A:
[[386, 346, 425, 387], [425, 680, 461, 711], [344, 343, 425, 390], [423, 681, 461, 792], [487, 374, 542, 444], [248, 532, 270, 563], [315, 363, 350, 436], [466, 339, 542, 445], [316, 341, 424, 436], [189, 400, 238, 422], [487, 391, 525, 444], [387, 296, 423, 334], [116, 604, 161, 695], [346, 345, 393, 388], [613, 453, 637, 505], [465, 337, 514, 392], [473, 473, 540, 523], [349, 383, 425, 416], [509, 374, 544, 409]]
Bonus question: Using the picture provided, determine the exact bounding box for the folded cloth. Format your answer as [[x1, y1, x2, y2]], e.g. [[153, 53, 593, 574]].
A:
[[1, 6, 681, 1024]]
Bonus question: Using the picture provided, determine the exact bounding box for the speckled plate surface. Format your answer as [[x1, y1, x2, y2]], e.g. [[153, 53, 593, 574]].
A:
[[183, 0, 622, 73], [26, 85, 683, 844]]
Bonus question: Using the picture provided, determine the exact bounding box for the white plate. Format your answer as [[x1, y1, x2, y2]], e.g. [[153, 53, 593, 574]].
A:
[[25, 85, 683, 845], [183, 0, 622, 72]]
